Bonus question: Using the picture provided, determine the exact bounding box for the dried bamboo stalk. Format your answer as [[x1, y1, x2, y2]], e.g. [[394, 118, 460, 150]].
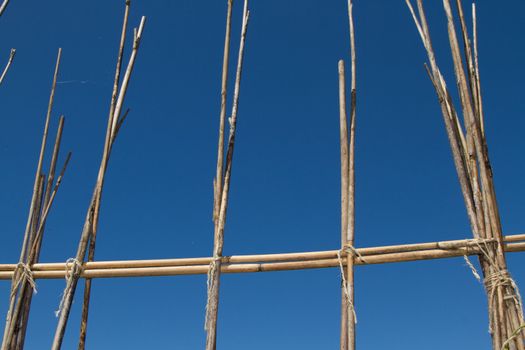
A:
[[471, 3, 485, 136], [1, 48, 62, 350], [338, 59, 349, 350], [205, 1, 250, 349], [8, 175, 43, 350], [5, 153, 70, 350], [407, 0, 481, 238], [78, 3, 131, 349], [407, 0, 525, 347], [345, 1, 357, 348], [1, 240, 525, 280], [443, 1, 523, 347], [0, 49, 15, 86], [0, 0, 9, 17], [51, 13, 146, 350], [13, 117, 66, 350], [213, 0, 233, 223], [1, 234, 523, 273], [2, 233, 523, 273]]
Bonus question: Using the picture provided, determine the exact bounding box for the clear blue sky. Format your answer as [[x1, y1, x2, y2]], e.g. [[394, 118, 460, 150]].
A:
[[1, 0, 525, 349]]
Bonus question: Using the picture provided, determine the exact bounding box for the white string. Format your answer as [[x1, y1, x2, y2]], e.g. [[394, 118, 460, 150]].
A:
[[337, 248, 357, 324], [55, 258, 82, 317], [463, 255, 481, 282]]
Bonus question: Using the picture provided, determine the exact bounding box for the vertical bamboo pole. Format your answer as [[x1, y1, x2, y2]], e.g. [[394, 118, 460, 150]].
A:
[[346, 1, 357, 348], [213, 0, 233, 224], [339, 2, 357, 349], [471, 3, 485, 136], [13, 117, 66, 350], [5, 152, 72, 350], [78, 3, 131, 349], [338, 59, 349, 350], [1, 48, 62, 350], [406, 0, 525, 347], [205, 2, 250, 349], [442, 1, 523, 346], [51, 13, 146, 350], [8, 175, 43, 350]]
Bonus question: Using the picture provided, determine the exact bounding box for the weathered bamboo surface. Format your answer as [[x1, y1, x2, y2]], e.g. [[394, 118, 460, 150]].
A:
[[0, 234, 524, 279]]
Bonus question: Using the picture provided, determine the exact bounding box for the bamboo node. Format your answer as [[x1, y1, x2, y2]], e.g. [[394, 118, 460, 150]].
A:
[[55, 258, 82, 317]]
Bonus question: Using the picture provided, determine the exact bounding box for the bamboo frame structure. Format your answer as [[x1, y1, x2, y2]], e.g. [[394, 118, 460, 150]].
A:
[[1, 0, 524, 349]]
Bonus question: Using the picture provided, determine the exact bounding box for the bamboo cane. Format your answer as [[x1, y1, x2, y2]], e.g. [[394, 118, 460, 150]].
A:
[[1, 234, 523, 272], [0, 49, 15, 86], [51, 13, 146, 350], [205, 1, 250, 349], [5, 153, 70, 350], [1, 235, 524, 274], [8, 175, 44, 350], [406, 0, 524, 347], [1, 234, 523, 273], [1, 48, 62, 350], [406, 0, 481, 239], [13, 117, 66, 350], [1, 240, 525, 280], [213, 0, 233, 224], [345, 1, 357, 348], [338, 59, 349, 350], [471, 3, 485, 137], [0, 0, 9, 17], [412, 0, 507, 343], [78, 3, 131, 349], [444, 1, 523, 346]]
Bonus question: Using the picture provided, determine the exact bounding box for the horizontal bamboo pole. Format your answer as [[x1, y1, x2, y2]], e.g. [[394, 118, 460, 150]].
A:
[[1, 233, 523, 272], [0, 238, 524, 280]]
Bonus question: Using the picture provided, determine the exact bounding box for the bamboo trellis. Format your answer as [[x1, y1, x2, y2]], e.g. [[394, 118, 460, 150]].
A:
[[1, 0, 524, 349]]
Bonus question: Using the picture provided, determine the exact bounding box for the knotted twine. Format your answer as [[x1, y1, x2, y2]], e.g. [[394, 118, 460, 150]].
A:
[[55, 258, 82, 317], [501, 323, 525, 350], [11, 263, 37, 298], [473, 239, 523, 320], [337, 243, 366, 324], [205, 256, 221, 331], [461, 238, 525, 340], [461, 238, 494, 283], [484, 270, 524, 321]]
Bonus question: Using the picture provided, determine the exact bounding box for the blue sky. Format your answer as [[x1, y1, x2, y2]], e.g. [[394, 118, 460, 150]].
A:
[[1, 0, 525, 348]]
